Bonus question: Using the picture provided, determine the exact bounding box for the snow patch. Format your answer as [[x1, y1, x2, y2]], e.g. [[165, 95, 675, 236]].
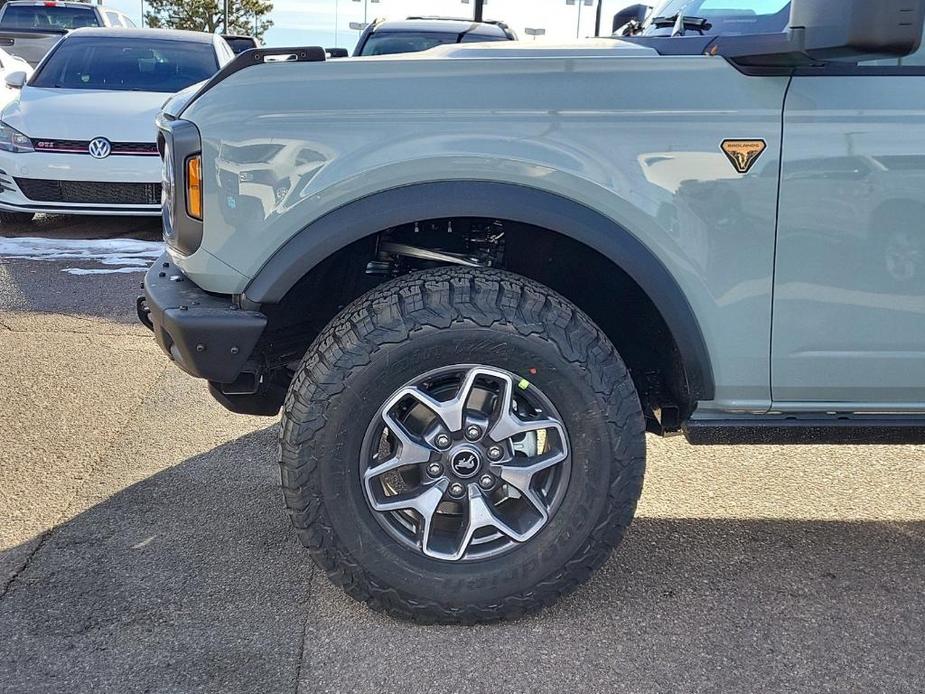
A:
[[0, 236, 163, 274]]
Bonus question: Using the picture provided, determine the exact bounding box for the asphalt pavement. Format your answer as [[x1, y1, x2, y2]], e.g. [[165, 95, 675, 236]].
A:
[[0, 216, 923, 693]]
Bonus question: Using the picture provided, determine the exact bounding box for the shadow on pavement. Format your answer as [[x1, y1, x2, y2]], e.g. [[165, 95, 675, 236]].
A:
[[0, 425, 922, 693], [0, 214, 162, 241]]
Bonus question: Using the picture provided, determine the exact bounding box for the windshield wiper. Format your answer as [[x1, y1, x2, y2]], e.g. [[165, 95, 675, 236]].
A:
[[650, 14, 712, 36]]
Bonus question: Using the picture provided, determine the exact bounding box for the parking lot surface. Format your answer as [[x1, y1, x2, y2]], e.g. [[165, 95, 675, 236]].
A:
[[1, 218, 923, 693]]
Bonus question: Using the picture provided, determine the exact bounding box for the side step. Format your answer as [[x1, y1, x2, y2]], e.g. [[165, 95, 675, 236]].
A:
[[684, 417, 925, 446]]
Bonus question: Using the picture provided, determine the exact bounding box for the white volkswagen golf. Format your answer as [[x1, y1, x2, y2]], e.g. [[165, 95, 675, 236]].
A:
[[0, 28, 233, 224]]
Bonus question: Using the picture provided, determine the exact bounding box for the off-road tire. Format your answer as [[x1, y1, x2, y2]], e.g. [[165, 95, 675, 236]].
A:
[[0, 211, 34, 225], [279, 267, 646, 623]]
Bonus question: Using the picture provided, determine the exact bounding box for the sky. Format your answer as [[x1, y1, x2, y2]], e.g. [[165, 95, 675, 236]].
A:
[[104, 0, 641, 51]]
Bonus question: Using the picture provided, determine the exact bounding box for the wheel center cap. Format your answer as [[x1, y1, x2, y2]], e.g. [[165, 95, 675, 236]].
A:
[[450, 449, 482, 478]]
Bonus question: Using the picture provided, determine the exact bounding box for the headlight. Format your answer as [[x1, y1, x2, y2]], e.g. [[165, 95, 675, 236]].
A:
[[161, 138, 176, 235], [0, 122, 33, 153]]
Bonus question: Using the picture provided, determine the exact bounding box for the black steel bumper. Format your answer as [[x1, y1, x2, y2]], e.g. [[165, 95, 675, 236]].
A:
[[138, 253, 267, 383]]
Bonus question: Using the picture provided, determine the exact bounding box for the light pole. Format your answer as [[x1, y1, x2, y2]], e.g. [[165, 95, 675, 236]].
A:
[[352, 0, 381, 26], [567, 0, 594, 38], [460, 0, 486, 22]]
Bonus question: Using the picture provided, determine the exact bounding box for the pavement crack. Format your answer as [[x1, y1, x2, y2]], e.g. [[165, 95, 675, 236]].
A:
[[0, 533, 52, 602], [293, 564, 316, 694]]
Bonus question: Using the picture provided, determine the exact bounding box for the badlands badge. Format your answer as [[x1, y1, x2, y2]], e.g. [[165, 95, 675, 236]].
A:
[[721, 139, 767, 174]]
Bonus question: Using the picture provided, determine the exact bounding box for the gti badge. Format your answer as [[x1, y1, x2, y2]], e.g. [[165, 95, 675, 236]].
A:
[[88, 137, 112, 159]]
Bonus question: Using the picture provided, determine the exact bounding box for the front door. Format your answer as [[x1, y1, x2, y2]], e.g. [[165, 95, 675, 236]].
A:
[[773, 58, 925, 409]]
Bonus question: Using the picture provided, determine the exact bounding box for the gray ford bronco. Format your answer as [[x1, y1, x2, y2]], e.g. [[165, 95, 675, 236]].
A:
[[139, 0, 925, 622]]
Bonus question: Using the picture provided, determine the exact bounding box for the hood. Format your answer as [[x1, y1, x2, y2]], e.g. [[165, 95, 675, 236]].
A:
[[1, 87, 170, 142], [160, 80, 207, 119]]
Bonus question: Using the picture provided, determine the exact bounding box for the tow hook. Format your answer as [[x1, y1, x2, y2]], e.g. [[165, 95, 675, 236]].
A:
[[136, 295, 154, 331]]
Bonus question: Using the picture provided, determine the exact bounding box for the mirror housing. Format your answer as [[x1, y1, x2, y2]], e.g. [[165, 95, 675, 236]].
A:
[[4, 71, 26, 89], [716, 0, 925, 68], [793, 0, 925, 60], [613, 4, 649, 34]]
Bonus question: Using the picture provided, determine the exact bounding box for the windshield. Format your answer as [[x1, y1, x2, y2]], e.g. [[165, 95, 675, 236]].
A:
[[358, 32, 462, 56], [0, 5, 99, 30], [31, 37, 219, 93], [642, 0, 791, 36]]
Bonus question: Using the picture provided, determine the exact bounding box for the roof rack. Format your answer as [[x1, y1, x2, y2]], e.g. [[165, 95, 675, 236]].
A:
[[190, 47, 326, 103]]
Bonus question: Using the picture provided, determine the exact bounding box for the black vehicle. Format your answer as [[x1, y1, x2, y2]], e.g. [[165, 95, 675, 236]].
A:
[[353, 16, 516, 57], [221, 34, 258, 54]]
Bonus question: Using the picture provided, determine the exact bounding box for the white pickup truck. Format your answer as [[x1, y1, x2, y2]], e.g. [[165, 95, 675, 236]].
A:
[[0, 1, 135, 66]]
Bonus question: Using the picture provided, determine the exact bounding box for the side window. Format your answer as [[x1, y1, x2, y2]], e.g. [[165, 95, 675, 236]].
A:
[[105, 11, 123, 27], [121, 14, 136, 28], [900, 47, 925, 66]]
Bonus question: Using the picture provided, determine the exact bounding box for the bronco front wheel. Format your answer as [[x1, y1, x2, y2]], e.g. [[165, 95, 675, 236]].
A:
[[279, 268, 645, 623]]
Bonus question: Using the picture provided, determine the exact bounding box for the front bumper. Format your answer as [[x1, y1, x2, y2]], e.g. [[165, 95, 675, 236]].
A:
[[138, 253, 267, 383], [0, 150, 162, 216]]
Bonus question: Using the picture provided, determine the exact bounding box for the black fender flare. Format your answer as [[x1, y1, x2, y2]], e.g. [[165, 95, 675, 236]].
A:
[[243, 181, 715, 401]]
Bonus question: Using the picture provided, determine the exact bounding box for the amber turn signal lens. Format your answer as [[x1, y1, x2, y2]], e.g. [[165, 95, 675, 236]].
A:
[[186, 155, 202, 220]]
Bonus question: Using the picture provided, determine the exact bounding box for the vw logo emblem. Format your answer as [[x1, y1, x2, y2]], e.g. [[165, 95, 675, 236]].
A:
[[88, 137, 112, 159], [451, 450, 481, 478]]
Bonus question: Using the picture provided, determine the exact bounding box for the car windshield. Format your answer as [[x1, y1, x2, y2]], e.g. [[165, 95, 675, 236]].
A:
[[359, 32, 461, 56], [642, 0, 791, 36], [31, 37, 218, 93], [0, 5, 99, 30]]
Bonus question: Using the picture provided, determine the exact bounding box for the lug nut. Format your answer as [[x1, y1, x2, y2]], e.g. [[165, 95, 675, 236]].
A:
[[435, 434, 451, 450], [426, 463, 443, 478], [448, 482, 466, 498], [487, 445, 504, 461], [478, 474, 494, 490], [465, 425, 482, 441]]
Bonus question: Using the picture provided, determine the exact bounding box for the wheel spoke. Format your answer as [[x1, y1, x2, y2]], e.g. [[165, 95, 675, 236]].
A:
[[370, 479, 449, 556], [491, 411, 565, 445], [490, 449, 567, 519], [363, 411, 432, 486], [431, 484, 530, 561], [384, 367, 512, 434]]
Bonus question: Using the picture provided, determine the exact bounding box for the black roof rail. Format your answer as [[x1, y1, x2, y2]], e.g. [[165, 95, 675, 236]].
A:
[[184, 47, 326, 111]]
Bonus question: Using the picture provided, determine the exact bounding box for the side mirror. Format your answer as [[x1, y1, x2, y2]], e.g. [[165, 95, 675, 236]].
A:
[[718, 0, 925, 68], [613, 4, 648, 34], [325, 47, 349, 58], [5, 71, 26, 89], [791, 0, 925, 61]]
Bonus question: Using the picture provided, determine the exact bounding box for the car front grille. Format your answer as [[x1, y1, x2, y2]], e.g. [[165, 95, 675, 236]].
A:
[[32, 139, 159, 156], [15, 178, 161, 205]]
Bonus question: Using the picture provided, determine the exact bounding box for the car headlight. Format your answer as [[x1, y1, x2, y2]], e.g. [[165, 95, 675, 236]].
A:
[[0, 122, 34, 153], [161, 137, 176, 235]]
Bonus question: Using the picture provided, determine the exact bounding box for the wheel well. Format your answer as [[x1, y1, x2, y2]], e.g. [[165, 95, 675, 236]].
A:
[[254, 218, 693, 432]]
